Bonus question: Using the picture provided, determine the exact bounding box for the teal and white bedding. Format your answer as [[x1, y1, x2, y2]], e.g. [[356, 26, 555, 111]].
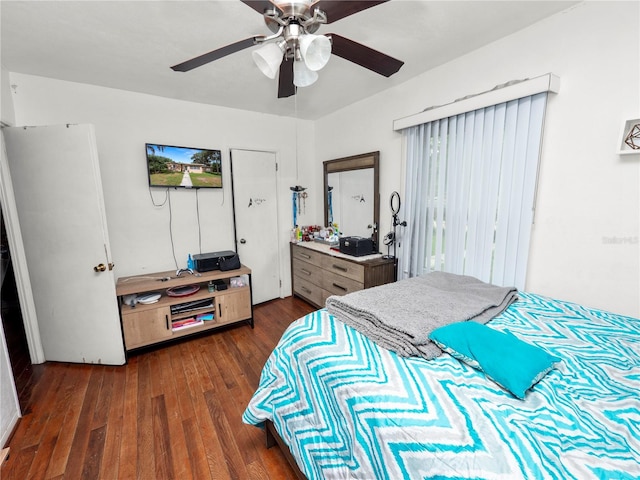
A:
[[243, 293, 640, 479]]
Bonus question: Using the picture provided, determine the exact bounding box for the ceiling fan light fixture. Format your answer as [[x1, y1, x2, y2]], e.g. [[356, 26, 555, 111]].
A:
[[299, 34, 331, 71], [293, 59, 318, 87], [252, 41, 286, 79]]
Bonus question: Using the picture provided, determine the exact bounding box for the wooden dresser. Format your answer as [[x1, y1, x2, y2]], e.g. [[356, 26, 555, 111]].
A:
[[116, 266, 252, 352], [291, 242, 396, 309]]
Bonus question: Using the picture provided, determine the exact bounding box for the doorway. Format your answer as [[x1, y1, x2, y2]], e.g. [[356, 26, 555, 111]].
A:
[[1, 208, 37, 413], [230, 149, 281, 305], [3, 124, 124, 364]]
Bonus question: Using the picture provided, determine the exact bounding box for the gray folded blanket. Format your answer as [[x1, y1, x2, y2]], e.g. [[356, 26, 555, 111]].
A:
[[325, 271, 518, 360]]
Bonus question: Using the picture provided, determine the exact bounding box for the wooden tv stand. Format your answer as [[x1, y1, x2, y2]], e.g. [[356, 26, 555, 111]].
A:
[[115, 266, 252, 352]]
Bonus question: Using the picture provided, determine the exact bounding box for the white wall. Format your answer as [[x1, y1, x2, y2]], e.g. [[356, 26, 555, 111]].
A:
[[5, 2, 639, 321], [1, 65, 15, 125], [9, 74, 317, 297], [315, 1, 640, 317]]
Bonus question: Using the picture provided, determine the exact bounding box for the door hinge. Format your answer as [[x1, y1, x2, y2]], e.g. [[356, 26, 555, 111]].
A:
[[279, 279, 282, 288], [275, 163, 278, 172]]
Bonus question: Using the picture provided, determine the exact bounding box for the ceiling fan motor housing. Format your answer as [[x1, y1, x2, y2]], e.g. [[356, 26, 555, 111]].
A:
[[264, 0, 325, 35]]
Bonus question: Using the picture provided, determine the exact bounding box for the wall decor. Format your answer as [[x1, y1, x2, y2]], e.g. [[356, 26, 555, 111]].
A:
[[618, 118, 640, 155]]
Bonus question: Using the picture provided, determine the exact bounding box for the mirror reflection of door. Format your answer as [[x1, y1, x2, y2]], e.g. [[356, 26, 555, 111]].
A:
[[327, 169, 374, 238], [230, 149, 280, 305]]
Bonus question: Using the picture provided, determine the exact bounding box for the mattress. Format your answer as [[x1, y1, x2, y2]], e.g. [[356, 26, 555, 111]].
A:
[[243, 292, 640, 479]]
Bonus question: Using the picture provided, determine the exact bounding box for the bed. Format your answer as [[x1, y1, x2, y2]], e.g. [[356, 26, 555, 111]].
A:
[[243, 289, 640, 479]]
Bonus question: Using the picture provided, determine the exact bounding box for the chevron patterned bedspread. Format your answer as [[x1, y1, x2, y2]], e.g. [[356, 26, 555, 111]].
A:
[[243, 293, 640, 479]]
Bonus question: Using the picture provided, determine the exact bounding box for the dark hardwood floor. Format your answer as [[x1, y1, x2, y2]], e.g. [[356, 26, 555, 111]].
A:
[[1, 295, 315, 479]]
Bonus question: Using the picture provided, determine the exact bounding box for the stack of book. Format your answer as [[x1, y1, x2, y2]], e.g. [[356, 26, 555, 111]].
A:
[[171, 317, 204, 331]]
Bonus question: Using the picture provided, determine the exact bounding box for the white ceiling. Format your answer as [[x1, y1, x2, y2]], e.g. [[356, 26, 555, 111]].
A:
[[1, 1, 577, 120]]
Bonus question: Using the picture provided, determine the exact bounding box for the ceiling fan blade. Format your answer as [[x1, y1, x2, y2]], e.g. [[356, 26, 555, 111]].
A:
[[241, 1, 282, 15], [313, 0, 389, 23], [328, 33, 403, 77], [171, 37, 261, 72], [278, 59, 296, 98]]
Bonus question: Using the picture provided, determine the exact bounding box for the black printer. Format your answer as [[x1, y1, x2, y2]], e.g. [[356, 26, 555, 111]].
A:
[[193, 251, 237, 272]]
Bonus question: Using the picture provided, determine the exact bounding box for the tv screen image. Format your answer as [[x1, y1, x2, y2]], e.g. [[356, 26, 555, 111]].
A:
[[146, 143, 222, 188]]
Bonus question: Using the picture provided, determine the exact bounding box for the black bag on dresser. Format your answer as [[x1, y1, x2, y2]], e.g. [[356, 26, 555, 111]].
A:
[[218, 253, 241, 271]]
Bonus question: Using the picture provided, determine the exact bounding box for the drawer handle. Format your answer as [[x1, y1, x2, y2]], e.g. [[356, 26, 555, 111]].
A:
[[165, 314, 170, 330], [301, 287, 312, 294], [299, 253, 311, 259], [332, 283, 347, 292], [218, 303, 222, 318], [300, 268, 312, 276], [332, 264, 348, 272]]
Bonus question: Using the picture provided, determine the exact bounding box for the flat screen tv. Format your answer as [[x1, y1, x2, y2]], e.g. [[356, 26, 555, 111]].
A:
[[146, 143, 222, 189]]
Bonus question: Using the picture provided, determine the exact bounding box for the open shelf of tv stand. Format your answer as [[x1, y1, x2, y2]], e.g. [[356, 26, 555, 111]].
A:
[[116, 266, 252, 352]]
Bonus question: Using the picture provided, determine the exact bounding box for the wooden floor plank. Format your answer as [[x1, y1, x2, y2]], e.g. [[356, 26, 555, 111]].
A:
[[182, 416, 210, 480], [43, 365, 93, 478], [117, 354, 139, 479], [157, 346, 194, 480], [98, 365, 126, 480], [17, 364, 67, 449], [61, 366, 106, 480], [135, 353, 156, 479], [2, 444, 37, 480], [0, 296, 315, 480], [203, 388, 251, 480], [80, 425, 107, 479], [152, 395, 175, 479], [180, 340, 231, 478]]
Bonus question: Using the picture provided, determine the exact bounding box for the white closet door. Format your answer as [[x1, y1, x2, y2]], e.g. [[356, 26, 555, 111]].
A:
[[231, 149, 280, 304], [3, 124, 125, 364]]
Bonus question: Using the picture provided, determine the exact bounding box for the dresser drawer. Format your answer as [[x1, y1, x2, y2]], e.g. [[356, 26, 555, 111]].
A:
[[321, 255, 365, 283], [321, 269, 364, 296], [293, 274, 324, 307], [291, 244, 324, 267], [292, 258, 322, 285]]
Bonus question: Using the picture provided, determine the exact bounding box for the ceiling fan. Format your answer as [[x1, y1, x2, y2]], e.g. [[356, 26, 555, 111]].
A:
[[171, 0, 404, 98]]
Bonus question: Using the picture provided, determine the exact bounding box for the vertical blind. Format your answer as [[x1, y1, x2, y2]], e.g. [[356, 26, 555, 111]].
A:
[[398, 92, 548, 289]]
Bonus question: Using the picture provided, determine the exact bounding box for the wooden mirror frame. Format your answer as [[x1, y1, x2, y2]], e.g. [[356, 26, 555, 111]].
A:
[[323, 151, 380, 250]]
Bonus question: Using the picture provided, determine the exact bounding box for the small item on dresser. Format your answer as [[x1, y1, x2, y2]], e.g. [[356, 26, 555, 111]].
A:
[[339, 236, 375, 257], [212, 279, 228, 291], [219, 253, 241, 271], [123, 294, 138, 307], [136, 292, 161, 304], [166, 284, 200, 297], [230, 274, 249, 288]]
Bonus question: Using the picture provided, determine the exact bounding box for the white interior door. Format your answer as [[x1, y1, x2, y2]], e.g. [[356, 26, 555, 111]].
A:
[[231, 149, 280, 304], [3, 124, 125, 365]]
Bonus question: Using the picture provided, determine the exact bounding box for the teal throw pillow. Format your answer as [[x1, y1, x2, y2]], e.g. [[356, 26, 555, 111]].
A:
[[429, 322, 560, 399]]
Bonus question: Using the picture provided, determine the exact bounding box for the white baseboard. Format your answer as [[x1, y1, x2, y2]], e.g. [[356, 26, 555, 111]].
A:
[[1, 412, 19, 449]]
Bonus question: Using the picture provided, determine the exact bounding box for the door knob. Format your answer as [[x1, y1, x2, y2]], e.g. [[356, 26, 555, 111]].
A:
[[94, 263, 106, 272], [240, 239, 247, 244]]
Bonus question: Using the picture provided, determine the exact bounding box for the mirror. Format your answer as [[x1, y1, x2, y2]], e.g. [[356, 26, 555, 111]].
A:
[[323, 151, 379, 250]]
